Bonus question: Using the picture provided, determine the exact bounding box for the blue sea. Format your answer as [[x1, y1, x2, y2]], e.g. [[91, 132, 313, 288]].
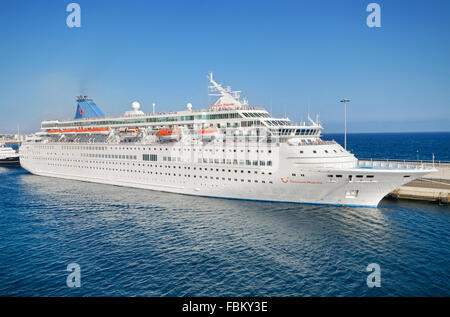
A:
[[0, 132, 449, 296]]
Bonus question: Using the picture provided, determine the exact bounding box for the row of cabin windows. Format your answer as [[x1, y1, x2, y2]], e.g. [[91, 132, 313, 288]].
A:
[[327, 174, 375, 179], [163, 156, 180, 162], [142, 154, 158, 161], [241, 120, 263, 127], [160, 156, 273, 167], [32, 144, 274, 155], [158, 165, 273, 176], [300, 149, 342, 154], [45, 161, 274, 183], [197, 158, 272, 166], [163, 148, 272, 154], [25, 153, 273, 169], [81, 153, 137, 160], [40, 157, 274, 176]]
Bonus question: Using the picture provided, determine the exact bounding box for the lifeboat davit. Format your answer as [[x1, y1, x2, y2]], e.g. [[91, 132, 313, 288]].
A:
[[200, 128, 218, 142], [157, 128, 181, 141]]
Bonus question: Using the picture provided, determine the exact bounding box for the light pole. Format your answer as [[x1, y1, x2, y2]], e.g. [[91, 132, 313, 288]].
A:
[[340, 99, 350, 150]]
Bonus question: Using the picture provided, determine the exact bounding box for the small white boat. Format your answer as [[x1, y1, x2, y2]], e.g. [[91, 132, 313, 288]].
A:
[[0, 143, 20, 167]]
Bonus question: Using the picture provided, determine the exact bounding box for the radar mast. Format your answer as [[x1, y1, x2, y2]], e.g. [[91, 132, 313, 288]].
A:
[[208, 73, 248, 109]]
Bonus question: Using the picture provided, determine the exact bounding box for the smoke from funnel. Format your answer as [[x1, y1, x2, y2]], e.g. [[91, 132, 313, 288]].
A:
[[79, 78, 87, 96]]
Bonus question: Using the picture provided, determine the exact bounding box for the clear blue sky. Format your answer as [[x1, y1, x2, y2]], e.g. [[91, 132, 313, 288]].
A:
[[0, 0, 449, 133]]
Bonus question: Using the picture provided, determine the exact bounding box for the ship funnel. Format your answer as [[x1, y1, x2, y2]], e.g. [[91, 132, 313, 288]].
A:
[[74, 96, 105, 120]]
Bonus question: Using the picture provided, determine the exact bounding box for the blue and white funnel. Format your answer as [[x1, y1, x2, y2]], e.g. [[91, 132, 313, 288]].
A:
[[74, 96, 105, 120]]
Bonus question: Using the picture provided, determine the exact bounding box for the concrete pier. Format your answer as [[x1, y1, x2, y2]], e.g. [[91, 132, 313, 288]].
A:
[[359, 159, 450, 204]]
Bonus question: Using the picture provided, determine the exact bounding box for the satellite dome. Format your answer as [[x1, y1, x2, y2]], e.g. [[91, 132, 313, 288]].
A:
[[124, 101, 144, 116], [131, 101, 141, 111], [187, 103, 192, 111]]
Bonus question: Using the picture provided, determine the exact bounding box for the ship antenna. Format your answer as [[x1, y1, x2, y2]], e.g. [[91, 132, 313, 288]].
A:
[[307, 98, 311, 121], [207, 73, 243, 108]]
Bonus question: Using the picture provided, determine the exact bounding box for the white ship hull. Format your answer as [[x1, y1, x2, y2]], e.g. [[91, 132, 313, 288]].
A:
[[19, 142, 429, 207]]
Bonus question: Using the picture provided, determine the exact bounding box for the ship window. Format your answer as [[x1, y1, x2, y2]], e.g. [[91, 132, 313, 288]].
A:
[[345, 190, 359, 199], [366, 175, 374, 178], [356, 175, 363, 178], [336, 175, 343, 178]]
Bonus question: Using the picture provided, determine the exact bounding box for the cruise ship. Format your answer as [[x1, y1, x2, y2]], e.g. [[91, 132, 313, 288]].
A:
[[19, 74, 433, 207]]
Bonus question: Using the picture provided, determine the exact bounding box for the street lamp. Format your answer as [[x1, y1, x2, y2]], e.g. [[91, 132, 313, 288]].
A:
[[340, 98, 350, 150]]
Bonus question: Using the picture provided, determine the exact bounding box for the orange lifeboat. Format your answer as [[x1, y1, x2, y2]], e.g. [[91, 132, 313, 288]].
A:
[[156, 128, 181, 141], [199, 128, 218, 141]]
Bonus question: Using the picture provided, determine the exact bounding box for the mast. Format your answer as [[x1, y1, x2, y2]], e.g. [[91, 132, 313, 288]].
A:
[[208, 73, 246, 108]]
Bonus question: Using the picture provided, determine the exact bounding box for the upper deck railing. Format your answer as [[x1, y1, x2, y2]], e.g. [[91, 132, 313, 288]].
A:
[[357, 158, 450, 170]]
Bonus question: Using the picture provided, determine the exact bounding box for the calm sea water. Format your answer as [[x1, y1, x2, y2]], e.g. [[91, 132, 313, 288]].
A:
[[0, 133, 449, 296], [323, 132, 450, 162]]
